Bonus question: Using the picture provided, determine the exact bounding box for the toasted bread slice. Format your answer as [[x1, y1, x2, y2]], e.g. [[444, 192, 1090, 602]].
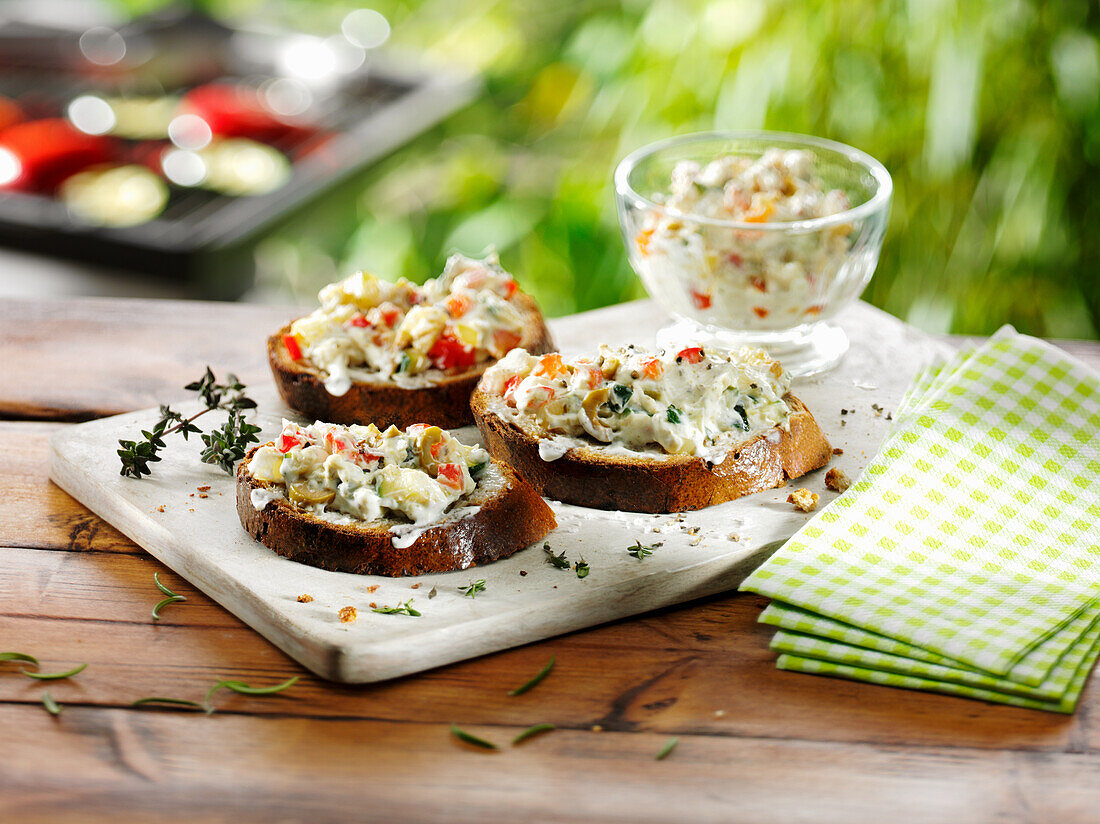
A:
[[269, 293, 554, 429], [237, 446, 556, 576], [470, 390, 831, 513]]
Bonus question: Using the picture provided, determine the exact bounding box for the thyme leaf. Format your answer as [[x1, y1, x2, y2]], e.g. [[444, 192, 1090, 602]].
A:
[[131, 696, 208, 711], [0, 652, 39, 666], [22, 663, 87, 680], [42, 691, 62, 716], [573, 559, 590, 579], [627, 540, 662, 560], [450, 725, 498, 750], [543, 543, 569, 569], [372, 598, 421, 616], [512, 723, 555, 745], [152, 595, 186, 621], [508, 655, 555, 696], [459, 579, 487, 598], [154, 571, 179, 597], [205, 676, 299, 708], [655, 737, 679, 760]]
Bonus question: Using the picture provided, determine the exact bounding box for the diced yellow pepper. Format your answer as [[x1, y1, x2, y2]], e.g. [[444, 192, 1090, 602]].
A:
[[454, 323, 479, 348]]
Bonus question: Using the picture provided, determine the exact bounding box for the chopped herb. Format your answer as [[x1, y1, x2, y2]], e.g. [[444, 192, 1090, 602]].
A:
[[666, 404, 683, 424], [131, 696, 208, 711], [450, 724, 498, 750], [608, 383, 633, 413], [627, 540, 661, 560], [152, 595, 186, 621], [0, 652, 38, 666], [372, 598, 421, 616], [118, 368, 259, 479], [508, 655, 555, 696], [397, 351, 412, 373], [205, 676, 299, 708], [573, 559, 590, 579], [22, 663, 87, 681], [733, 403, 750, 431], [543, 543, 569, 570], [655, 737, 679, 760], [154, 572, 178, 597], [41, 691, 62, 716], [459, 579, 487, 598], [468, 460, 488, 477], [512, 723, 555, 745]]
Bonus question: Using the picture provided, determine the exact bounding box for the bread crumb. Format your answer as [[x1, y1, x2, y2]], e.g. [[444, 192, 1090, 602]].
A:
[[156, 505, 165, 513], [338, 606, 357, 623], [365, 585, 379, 593], [728, 533, 740, 542], [519, 570, 528, 576], [189, 493, 194, 497], [787, 488, 819, 512], [198, 493, 208, 499], [825, 468, 851, 493], [832, 447, 844, 455], [297, 594, 314, 603], [197, 485, 210, 492], [591, 724, 603, 732], [690, 537, 702, 547], [369, 602, 377, 609], [410, 583, 421, 589]]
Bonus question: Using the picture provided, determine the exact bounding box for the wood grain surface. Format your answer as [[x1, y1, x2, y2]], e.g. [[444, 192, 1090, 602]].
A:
[[3, 296, 1100, 824]]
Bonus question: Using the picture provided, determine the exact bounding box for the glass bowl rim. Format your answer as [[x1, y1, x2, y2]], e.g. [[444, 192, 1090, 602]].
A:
[[614, 129, 893, 233]]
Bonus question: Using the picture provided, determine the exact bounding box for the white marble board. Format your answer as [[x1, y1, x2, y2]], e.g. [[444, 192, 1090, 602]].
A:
[[48, 300, 952, 683]]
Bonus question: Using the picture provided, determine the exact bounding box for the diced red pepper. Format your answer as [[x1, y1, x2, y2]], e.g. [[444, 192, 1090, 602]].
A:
[[641, 357, 663, 379], [282, 333, 303, 361], [437, 463, 464, 490], [749, 276, 767, 293], [503, 278, 519, 299], [446, 294, 472, 318], [676, 347, 703, 365], [347, 314, 371, 328], [804, 304, 823, 316], [728, 252, 744, 267], [690, 289, 712, 310], [379, 304, 401, 326], [503, 375, 522, 397], [428, 332, 477, 371], [324, 430, 356, 455], [534, 353, 566, 379], [753, 306, 770, 318]]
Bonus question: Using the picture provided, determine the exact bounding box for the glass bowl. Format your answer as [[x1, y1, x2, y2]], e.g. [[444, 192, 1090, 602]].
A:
[[615, 130, 892, 376]]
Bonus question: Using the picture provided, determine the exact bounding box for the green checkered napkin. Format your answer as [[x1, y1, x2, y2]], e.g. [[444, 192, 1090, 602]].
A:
[[741, 327, 1100, 711]]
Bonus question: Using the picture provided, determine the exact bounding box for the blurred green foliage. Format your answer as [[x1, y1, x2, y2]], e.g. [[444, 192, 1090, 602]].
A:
[[214, 0, 1099, 337]]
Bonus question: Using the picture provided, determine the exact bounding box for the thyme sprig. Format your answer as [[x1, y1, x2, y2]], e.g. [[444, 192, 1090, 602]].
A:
[[459, 579, 487, 598], [372, 598, 421, 616], [543, 543, 569, 570], [118, 368, 259, 479], [508, 655, 555, 696], [152, 572, 186, 621], [627, 540, 662, 560]]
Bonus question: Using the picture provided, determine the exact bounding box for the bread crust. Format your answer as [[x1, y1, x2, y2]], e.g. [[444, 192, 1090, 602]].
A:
[[236, 446, 557, 577], [470, 390, 832, 513], [269, 293, 554, 428]]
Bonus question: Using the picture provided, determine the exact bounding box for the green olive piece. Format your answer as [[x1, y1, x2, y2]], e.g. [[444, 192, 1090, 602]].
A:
[[600, 357, 620, 379], [288, 481, 336, 507], [418, 426, 446, 476], [581, 387, 611, 423]]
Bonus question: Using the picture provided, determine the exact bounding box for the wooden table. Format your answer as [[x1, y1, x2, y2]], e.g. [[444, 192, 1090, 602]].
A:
[[4, 296, 1100, 824]]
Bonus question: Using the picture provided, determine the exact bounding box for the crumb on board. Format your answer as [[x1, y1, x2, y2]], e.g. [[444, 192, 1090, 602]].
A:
[[365, 585, 379, 593], [685, 526, 700, 536], [197, 485, 210, 492], [369, 602, 377, 609], [338, 606, 357, 623], [825, 467, 852, 493], [841, 420, 847, 427], [410, 583, 421, 589], [297, 594, 313, 603], [728, 533, 740, 542], [689, 537, 703, 547], [591, 724, 603, 732], [519, 570, 528, 576], [787, 488, 819, 512], [428, 586, 438, 599], [198, 493, 208, 499], [189, 493, 194, 497], [156, 505, 165, 513], [832, 447, 844, 455]]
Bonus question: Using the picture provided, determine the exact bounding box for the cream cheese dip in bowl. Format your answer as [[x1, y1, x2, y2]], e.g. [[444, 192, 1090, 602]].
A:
[[615, 130, 892, 376]]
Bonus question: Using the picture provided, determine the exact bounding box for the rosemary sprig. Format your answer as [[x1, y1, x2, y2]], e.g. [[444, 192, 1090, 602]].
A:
[[131, 697, 207, 711], [42, 691, 63, 716], [22, 663, 87, 681], [459, 579, 487, 598], [450, 725, 498, 750], [205, 676, 300, 708], [118, 368, 258, 479], [573, 559, 590, 579], [655, 737, 679, 760], [543, 543, 569, 570], [508, 655, 555, 696], [627, 540, 662, 560], [0, 652, 39, 666], [512, 723, 555, 745], [372, 599, 421, 616], [152, 572, 186, 620]]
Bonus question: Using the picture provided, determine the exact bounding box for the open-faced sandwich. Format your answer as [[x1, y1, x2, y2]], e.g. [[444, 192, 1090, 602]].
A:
[[269, 253, 554, 428], [237, 420, 556, 576], [470, 344, 831, 512]]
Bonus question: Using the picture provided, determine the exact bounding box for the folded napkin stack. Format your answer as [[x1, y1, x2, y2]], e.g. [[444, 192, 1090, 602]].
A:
[[740, 327, 1100, 712]]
